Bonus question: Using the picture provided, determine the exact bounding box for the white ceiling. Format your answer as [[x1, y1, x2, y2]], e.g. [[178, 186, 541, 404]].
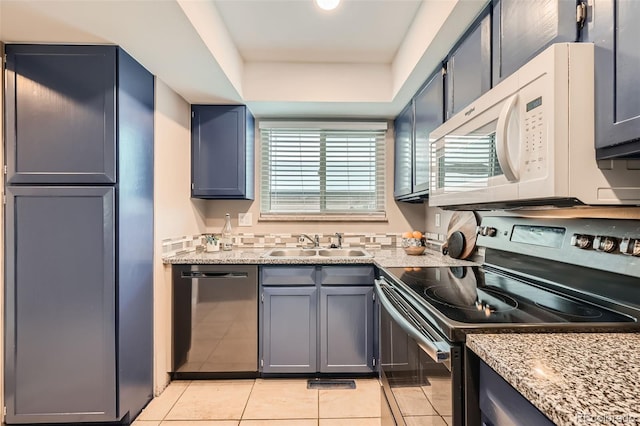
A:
[[0, 0, 488, 118], [214, 0, 422, 63]]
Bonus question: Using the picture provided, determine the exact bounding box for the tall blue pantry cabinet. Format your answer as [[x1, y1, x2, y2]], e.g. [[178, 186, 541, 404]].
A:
[[4, 45, 154, 423]]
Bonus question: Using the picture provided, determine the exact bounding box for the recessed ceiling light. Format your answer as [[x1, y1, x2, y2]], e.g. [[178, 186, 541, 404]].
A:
[[315, 0, 340, 11]]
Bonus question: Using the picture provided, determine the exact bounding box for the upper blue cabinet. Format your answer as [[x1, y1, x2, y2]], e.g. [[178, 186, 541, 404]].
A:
[[5, 45, 117, 184], [445, 8, 491, 119], [584, 0, 640, 159], [492, 0, 579, 84], [393, 102, 414, 199], [413, 70, 444, 196], [394, 67, 444, 202], [191, 105, 255, 199]]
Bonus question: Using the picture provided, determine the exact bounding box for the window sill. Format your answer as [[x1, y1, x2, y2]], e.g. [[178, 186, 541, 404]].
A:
[[259, 214, 388, 222]]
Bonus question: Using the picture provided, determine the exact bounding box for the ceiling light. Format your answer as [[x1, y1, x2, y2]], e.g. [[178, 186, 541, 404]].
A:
[[315, 0, 340, 11]]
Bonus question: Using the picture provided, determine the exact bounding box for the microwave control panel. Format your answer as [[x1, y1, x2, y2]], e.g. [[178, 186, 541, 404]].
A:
[[522, 95, 545, 180]]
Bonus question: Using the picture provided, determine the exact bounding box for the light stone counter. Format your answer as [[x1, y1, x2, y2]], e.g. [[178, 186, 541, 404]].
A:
[[163, 248, 476, 268], [467, 333, 640, 426]]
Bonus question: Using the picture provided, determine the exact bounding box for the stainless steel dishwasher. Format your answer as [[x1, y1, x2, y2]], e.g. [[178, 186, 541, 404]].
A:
[[172, 265, 258, 378]]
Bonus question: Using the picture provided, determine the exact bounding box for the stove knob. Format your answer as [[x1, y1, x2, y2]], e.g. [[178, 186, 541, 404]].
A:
[[478, 226, 497, 237], [484, 227, 497, 237], [571, 233, 593, 249], [594, 235, 618, 253], [620, 238, 640, 256]]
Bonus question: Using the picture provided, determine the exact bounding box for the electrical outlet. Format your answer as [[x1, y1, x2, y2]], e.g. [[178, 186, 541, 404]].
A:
[[435, 213, 441, 227], [238, 212, 252, 227]]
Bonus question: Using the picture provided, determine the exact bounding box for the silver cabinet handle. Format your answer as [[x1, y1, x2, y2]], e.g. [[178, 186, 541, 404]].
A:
[[181, 272, 249, 279], [375, 278, 451, 363]]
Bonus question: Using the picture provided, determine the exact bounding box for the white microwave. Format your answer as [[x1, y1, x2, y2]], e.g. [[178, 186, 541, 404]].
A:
[[429, 43, 640, 209]]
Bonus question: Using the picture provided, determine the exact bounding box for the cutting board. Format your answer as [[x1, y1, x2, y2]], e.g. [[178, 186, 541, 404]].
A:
[[442, 211, 479, 259]]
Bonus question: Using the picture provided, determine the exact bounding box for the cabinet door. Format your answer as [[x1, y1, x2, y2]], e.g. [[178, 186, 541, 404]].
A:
[[414, 70, 445, 195], [585, 0, 640, 158], [191, 105, 255, 199], [446, 11, 491, 119], [394, 102, 414, 199], [5, 186, 117, 423], [261, 287, 317, 374], [492, 0, 578, 84], [319, 286, 375, 373], [5, 45, 116, 184]]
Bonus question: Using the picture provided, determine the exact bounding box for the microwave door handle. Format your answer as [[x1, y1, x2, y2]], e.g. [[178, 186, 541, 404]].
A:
[[374, 279, 451, 363], [495, 93, 519, 182]]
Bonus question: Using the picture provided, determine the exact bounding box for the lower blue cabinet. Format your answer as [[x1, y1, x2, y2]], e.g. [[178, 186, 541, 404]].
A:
[[261, 286, 318, 374], [320, 286, 375, 373], [260, 266, 376, 374]]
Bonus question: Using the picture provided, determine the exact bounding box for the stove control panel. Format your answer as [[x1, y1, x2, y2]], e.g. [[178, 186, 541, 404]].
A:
[[571, 233, 640, 256], [478, 217, 640, 278]]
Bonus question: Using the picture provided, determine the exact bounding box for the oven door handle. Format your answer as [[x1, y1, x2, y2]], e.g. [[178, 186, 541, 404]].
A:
[[375, 279, 451, 363]]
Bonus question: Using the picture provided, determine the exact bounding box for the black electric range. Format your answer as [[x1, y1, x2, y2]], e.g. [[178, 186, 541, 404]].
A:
[[381, 217, 640, 342]]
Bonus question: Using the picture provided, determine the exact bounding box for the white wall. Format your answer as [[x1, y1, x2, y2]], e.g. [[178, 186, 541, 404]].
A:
[[205, 121, 427, 235], [153, 78, 207, 394], [0, 41, 5, 423]]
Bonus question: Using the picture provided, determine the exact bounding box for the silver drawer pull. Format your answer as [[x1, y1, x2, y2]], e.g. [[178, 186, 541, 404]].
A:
[[182, 272, 249, 279]]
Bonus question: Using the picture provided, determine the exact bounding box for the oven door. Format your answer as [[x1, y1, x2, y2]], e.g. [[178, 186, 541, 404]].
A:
[[376, 278, 463, 426]]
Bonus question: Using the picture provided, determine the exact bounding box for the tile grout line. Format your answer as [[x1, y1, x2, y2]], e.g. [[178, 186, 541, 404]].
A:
[[161, 380, 191, 423], [238, 378, 257, 423]]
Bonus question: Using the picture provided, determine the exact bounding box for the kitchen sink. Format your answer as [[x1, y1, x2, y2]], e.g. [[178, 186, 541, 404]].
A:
[[264, 249, 318, 257], [262, 248, 373, 258], [317, 249, 370, 257]]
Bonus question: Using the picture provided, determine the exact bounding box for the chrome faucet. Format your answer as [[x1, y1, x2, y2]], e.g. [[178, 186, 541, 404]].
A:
[[300, 234, 320, 248], [334, 233, 343, 248]]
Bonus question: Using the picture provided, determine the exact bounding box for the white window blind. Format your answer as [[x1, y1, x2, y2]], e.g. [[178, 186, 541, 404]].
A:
[[260, 122, 387, 217]]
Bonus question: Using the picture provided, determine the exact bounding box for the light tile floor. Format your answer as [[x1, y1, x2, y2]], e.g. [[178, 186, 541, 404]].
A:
[[133, 379, 382, 426]]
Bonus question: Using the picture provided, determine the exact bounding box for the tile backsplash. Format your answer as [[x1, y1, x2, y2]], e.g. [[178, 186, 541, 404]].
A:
[[162, 232, 445, 255]]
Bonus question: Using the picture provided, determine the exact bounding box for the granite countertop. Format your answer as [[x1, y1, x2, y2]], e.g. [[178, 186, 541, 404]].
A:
[[467, 333, 640, 426], [163, 247, 476, 268]]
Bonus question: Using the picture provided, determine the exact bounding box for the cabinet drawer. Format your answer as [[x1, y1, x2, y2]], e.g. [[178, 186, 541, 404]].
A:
[[319, 266, 375, 286], [261, 266, 316, 286]]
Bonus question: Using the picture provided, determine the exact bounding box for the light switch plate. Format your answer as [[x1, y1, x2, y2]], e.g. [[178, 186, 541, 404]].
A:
[[435, 213, 441, 227], [239, 212, 252, 227]]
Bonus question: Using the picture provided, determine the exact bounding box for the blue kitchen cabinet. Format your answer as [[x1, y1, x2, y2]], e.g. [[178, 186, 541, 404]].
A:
[[191, 105, 255, 199], [394, 66, 444, 201], [319, 266, 376, 374], [260, 265, 376, 374], [260, 266, 317, 374], [261, 286, 318, 374], [5, 187, 117, 423], [5, 45, 116, 184], [319, 286, 375, 373], [414, 69, 445, 196], [394, 102, 414, 200], [492, 0, 579, 84], [4, 45, 154, 424], [445, 8, 491, 119], [584, 0, 640, 158]]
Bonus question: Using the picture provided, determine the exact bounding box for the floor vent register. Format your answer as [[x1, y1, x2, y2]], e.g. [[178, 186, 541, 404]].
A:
[[307, 379, 356, 390]]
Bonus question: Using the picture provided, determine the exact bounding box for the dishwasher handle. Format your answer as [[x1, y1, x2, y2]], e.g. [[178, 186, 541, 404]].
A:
[[375, 278, 451, 363], [181, 271, 249, 279]]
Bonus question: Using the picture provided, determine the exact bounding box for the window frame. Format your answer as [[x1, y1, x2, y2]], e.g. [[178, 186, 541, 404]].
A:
[[259, 121, 388, 221]]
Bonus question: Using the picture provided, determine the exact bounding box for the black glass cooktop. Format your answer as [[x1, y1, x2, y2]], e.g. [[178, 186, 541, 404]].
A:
[[384, 266, 634, 324]]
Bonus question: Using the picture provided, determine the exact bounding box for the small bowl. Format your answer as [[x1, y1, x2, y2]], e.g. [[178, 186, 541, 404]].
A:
[[401, 237, 426, 255], [403, 246, 426, 256]]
